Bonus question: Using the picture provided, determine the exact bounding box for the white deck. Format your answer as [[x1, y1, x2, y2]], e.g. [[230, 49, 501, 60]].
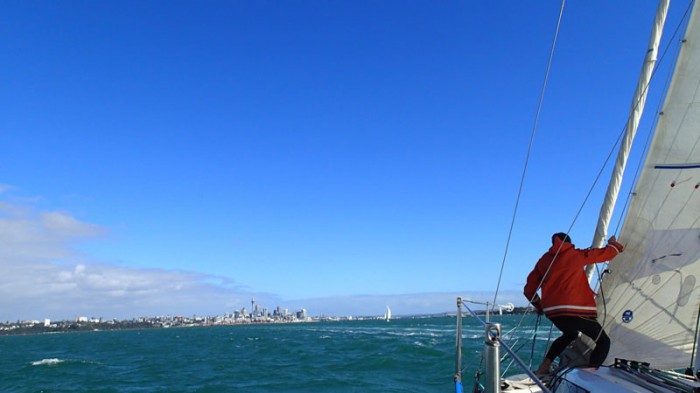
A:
[[502, 365, 700, 393], [554, 365, 700, 393]]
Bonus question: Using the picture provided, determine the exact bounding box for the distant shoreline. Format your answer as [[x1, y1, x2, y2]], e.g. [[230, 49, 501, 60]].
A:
[[0, 319, 311, 336], [1, 320, 168, 336], [0, 309, 532, 336]]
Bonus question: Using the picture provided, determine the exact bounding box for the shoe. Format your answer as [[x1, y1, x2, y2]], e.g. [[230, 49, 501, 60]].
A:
[[534, 371, 553, 384]]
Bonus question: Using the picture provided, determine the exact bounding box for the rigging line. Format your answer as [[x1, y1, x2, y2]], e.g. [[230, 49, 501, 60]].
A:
[[529, 314, 542, 368], [689, 304, 700, 371], [542, 321, 555, 364], [500, 315, 541, 375], [501, 339, 532, 375], [491, 0, 567, 308]]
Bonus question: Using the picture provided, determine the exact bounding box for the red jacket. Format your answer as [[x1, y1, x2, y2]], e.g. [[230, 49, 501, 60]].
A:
[[523, 238, 620, 318]]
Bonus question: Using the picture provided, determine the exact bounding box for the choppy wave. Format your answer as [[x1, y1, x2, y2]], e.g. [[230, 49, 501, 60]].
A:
[[31, 358, 64, 366], [2, 315, 545, 392]]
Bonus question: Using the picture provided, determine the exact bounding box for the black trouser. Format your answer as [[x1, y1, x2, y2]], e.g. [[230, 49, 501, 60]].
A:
[[546, 315, 610, 367]]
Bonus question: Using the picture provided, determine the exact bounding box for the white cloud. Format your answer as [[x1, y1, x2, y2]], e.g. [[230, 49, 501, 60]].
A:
[[0, 183, 15, 194], [0, 251, 274, 321], [0, 189, 522, 322], [41, 211, 103, 238], [0, 195, 269, 321], [0, 202, 104, 262]]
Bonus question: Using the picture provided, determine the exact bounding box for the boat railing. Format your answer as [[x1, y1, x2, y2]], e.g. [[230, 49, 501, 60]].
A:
[[455, 296, 551, 393]]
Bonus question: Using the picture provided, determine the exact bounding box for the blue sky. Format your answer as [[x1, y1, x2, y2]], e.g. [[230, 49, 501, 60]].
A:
[[0, 0, 681, 320]]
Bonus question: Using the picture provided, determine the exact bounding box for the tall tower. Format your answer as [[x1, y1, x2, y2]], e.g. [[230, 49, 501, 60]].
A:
[[251, 296, 255, 320]]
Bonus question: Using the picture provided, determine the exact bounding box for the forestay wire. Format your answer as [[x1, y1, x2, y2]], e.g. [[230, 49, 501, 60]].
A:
[[491, 0, 567, 308]]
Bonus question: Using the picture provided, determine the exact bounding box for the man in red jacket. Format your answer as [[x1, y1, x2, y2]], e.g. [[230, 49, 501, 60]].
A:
[[524, 232, 624, 376]]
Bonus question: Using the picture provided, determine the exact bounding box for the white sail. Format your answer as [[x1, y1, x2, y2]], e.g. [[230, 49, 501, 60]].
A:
[[385, 306, 391, 321], [600, 1, 700, 370]]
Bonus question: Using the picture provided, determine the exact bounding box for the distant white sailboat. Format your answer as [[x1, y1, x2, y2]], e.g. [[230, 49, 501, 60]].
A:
[[384, 305, 391, 322]]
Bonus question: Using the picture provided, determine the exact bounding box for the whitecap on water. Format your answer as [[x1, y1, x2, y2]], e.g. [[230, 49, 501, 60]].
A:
[[31, 358, 63, 366]]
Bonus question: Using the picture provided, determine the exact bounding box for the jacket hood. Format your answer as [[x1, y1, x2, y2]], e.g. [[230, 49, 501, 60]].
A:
[[548, 237, 574, 254]]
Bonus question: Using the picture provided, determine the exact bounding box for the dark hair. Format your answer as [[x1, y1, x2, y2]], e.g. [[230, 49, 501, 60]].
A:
[[552, 232, 572, 244]]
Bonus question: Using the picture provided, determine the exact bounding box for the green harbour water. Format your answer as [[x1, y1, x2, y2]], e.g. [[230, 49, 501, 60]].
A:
[[1, 315, 546, 392]]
